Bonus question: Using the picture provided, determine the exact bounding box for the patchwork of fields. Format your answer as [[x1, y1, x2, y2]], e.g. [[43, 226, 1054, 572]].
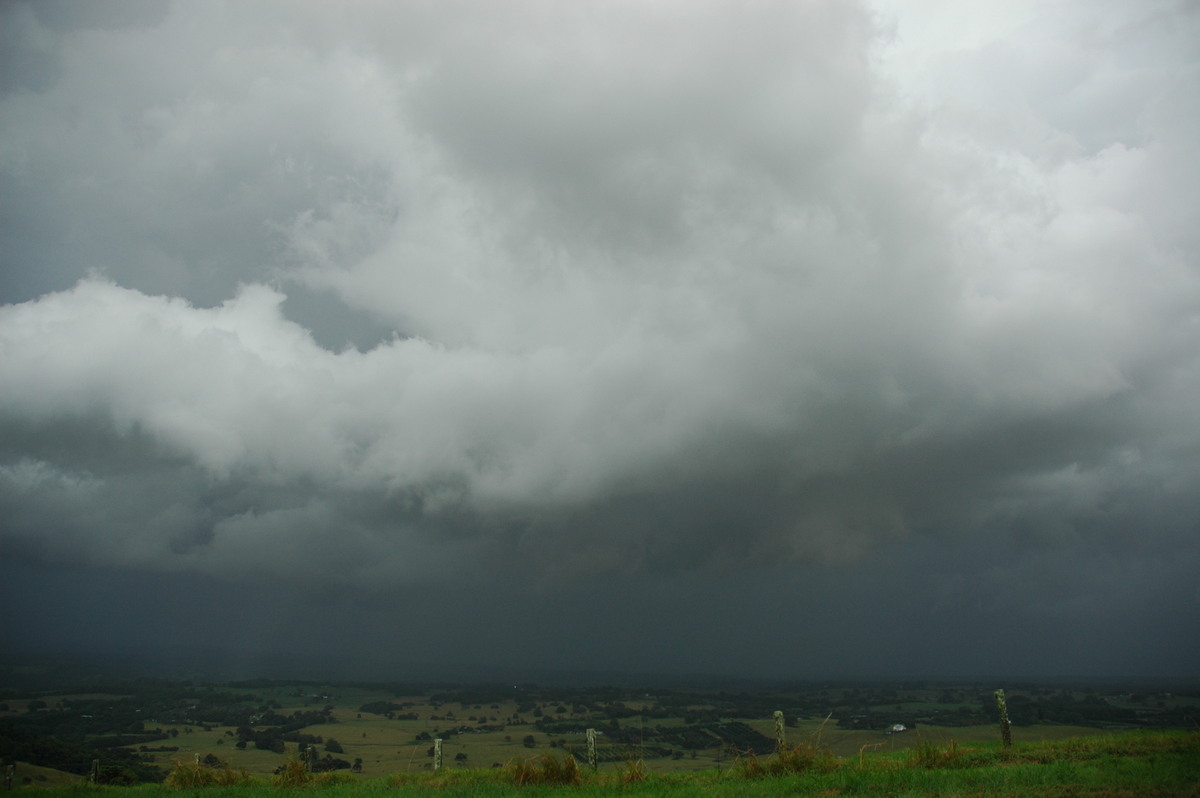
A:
[[2, 677, 1196, 784]]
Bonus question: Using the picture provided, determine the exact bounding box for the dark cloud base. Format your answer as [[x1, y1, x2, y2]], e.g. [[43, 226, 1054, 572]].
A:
[[4, 535, 1197, 684]]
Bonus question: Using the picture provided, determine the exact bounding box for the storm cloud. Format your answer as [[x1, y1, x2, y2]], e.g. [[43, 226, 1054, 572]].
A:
[[2, 0, 1198, 679]]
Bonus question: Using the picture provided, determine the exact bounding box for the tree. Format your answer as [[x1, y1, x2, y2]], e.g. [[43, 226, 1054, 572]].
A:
[[522, 735, 536, 748], [325, 738, 344, 754], [255, 737, 285, 754]]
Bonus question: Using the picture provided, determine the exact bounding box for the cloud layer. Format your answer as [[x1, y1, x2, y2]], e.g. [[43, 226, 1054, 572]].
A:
[[1, 0, 1198, 676]]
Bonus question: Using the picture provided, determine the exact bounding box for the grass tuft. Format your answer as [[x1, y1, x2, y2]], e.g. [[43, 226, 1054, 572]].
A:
[[271, 756, 311, 789], [163, 761, 214, 790], [163, 760, 259, 790], [736, 716, 838, 780], [735, 740, 838, 779], [505, 752, 582, 786], [909, 736, 962, 769], [618, 757, 647, 784]]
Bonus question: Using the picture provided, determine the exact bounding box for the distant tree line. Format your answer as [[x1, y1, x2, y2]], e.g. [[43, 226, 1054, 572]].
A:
[[0, 719, 163, 783], [357, 701, 418, 719], [233, 707, 337, 753]]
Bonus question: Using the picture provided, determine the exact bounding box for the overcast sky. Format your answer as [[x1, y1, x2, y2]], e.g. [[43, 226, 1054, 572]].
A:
[[2, 0, 1198, 683]]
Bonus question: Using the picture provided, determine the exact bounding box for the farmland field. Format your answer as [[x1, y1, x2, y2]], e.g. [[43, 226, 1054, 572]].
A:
[[3, 669, 1197, 786]]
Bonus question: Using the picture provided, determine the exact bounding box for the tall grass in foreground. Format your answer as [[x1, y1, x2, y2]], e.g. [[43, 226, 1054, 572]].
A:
[[161, 761, 257, 789], [733, 710, 838, 779], [505, 753, 582, 786], [16, 730, 1198, 797]]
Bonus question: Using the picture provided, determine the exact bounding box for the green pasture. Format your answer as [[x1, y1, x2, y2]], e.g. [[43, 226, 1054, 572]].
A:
[[9, 730, 1199, 797], [6, 679, 1195, 789], [121, 692, 1129, 779]]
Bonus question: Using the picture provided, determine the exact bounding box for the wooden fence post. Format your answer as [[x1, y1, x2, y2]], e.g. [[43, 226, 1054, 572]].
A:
[[433, 738, 443, 771], [89, 760, 99, 783], [994, 689, 1012, 749]]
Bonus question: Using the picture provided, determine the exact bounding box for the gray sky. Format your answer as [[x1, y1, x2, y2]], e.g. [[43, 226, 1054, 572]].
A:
[[2, 0, 1198, 682]]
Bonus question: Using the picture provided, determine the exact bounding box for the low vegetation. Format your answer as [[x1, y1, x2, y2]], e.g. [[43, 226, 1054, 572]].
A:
[[505, 752, 583, 786], [5, 730, 1198, 796], [3, 669, 1198, 794]]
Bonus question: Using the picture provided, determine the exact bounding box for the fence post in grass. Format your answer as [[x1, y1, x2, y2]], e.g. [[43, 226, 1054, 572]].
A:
[[774, 710, 786, 750], [433, 738, 443, 771], [994, 689, 1012, 749], [307, 745, 317, 772], [6, 763, 14, 790], [89, 760, 99, 783], [586, 728, 598, 772]]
